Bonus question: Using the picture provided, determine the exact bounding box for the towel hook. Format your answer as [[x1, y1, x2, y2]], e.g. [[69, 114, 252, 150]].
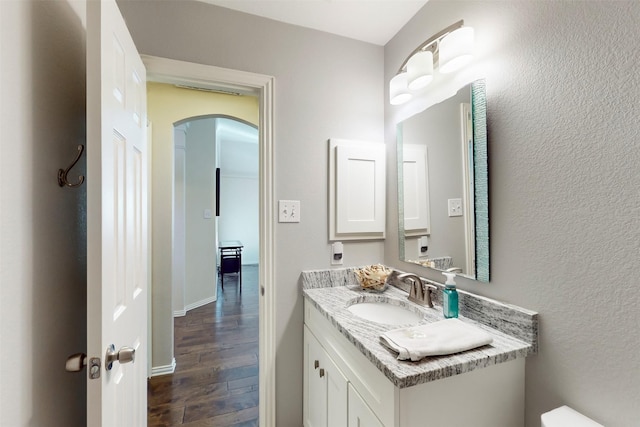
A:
[[58, 144, 85, 188]]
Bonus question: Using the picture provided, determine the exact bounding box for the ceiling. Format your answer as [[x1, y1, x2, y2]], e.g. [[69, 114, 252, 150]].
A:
[[196, 0, 427, 46]]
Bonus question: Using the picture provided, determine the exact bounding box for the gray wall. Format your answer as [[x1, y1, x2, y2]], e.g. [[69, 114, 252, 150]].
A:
[[0, 0, 87, 425], [217, 119, 260, 265], [185, 119, 218, 307], [1, 1, 637, 426], [384, 2, 640, 426], [117, 1, 385, 425]]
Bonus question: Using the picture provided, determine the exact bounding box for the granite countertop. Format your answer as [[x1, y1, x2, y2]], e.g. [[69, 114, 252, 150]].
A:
[[302, 269, 537, 389]]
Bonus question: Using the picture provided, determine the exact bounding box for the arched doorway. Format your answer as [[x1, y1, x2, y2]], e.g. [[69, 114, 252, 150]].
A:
[[173, 115, 258, 312]]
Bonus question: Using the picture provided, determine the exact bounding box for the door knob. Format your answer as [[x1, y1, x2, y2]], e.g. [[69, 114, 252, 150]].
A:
[[66, 353, 87, 372], [66, 353, 101, 379], [105, 344, 136, 370]]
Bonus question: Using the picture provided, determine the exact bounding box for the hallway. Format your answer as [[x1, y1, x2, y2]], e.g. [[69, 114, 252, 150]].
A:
[[148, 265, 259, 426]]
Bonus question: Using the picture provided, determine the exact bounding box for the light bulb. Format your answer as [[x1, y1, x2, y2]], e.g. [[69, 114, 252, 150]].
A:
[[439, 27, 474, 74], [407, 50, 434, 90], [389, 72, 412, 105]]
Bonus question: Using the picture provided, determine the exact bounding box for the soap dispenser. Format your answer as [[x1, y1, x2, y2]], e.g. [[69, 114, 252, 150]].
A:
[[442, 272, 459, 318]]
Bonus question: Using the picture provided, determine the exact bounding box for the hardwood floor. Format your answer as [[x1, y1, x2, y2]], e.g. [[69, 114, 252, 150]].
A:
[[148, 265, 259, 426]]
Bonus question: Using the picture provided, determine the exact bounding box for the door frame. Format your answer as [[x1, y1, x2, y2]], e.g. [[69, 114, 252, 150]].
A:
[[142, 55, 276, 427]]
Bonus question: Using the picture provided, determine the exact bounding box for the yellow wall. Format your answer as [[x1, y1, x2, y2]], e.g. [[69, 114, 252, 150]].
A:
[[147, 82, 258, 128], [147, 82, 258, 369]]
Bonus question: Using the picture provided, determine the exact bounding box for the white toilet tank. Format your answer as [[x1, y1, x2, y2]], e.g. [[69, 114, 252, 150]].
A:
[[541, 406, 604, 427]]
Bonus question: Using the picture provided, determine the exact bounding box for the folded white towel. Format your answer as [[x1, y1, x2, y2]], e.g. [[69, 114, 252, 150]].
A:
[[380, 318, 493, 361]]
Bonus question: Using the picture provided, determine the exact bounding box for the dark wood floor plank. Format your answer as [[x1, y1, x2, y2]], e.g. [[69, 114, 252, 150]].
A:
[[227, 375, 259, 391], [148, 265, 259, 426], [148, 404, 185, 426], [173, 345, 256, 373], [198, 342, 258, 363], [148, 380, 228, 407], [180, 406, 259, 427], [183, 390, 259, 422]]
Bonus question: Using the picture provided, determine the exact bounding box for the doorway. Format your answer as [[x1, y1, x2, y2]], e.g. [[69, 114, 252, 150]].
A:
[[172, 114, 259, 314], [143, 56, 276, 426], [148, 266, 260, 425]]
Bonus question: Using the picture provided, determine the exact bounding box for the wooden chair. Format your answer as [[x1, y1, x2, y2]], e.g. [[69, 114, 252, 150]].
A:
[[219, 241, 243, 291]]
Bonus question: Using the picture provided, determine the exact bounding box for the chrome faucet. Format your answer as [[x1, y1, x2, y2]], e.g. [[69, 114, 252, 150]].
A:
[[389, 272, 436, 308]]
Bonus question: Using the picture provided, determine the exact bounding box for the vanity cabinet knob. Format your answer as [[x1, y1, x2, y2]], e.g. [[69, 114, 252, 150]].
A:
[[319, 368, 325, 378], [314, 360, 319, 369]]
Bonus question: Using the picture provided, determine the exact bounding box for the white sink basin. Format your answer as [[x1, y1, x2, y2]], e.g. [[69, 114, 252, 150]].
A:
[[346, 299, 423, 326]]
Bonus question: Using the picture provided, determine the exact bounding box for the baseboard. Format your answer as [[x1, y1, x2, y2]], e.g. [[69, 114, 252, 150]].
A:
[[151, 358, 176, 377], [173, 295, 217, 318], [184, 295, 216, 312]]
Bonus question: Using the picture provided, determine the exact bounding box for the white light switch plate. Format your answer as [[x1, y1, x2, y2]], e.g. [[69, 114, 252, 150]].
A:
[[279, 200, 300, 223], [448, 198, 463, 217]]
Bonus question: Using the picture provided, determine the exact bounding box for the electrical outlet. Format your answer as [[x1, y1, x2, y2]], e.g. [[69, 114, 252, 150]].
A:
[[278, 200, 300, 223], [448, 198, 463, 217], [418, 236, 429, 257], [331, 242, 343, 265]]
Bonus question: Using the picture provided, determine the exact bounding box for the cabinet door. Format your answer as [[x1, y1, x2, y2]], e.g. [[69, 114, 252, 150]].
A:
[[328, 139, 386, 241], [325, 344, 348, 427], [348, 384, 384, 427], [336, 144, 386, 234], [304, 327, 348, 427], [304, 327, 328, 427], [402, 144, 430, 233]]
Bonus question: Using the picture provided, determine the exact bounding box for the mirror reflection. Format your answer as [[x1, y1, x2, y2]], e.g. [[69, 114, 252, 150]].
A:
[[397, 79, 488, 281]]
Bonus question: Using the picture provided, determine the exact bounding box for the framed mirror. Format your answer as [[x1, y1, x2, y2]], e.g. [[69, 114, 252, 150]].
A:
[[397, 79, 488, 281]]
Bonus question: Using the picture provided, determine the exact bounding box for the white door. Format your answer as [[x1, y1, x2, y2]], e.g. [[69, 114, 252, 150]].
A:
[[86, 0, 148, 425]]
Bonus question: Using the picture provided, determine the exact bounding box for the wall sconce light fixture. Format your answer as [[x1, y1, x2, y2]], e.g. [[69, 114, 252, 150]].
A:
[[390, 20, 474, 105]]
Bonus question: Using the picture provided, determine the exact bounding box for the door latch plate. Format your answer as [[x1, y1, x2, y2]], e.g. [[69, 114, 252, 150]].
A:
[[89, 357, 101, 379]]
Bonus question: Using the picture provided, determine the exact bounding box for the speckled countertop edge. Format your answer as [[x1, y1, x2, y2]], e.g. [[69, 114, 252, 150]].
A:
[[301, 268, 537, 389]]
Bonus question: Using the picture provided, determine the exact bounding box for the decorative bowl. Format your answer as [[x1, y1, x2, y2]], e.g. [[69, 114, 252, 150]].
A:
[[354, 264, 392, 293]]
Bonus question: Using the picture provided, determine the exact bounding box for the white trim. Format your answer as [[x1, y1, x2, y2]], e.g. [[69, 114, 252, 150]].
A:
[[460, 103, 475, 276], [142, 55, 276, 427], [150, 358, 176, 377], [173, 309, 186, 318], [258, 72, 277, 427], [143, 55, 266, 95], [184, 296, 216, 313]]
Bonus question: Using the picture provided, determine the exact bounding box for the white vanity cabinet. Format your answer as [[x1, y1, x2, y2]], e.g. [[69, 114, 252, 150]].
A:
[[303, 299, 526, 427]]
